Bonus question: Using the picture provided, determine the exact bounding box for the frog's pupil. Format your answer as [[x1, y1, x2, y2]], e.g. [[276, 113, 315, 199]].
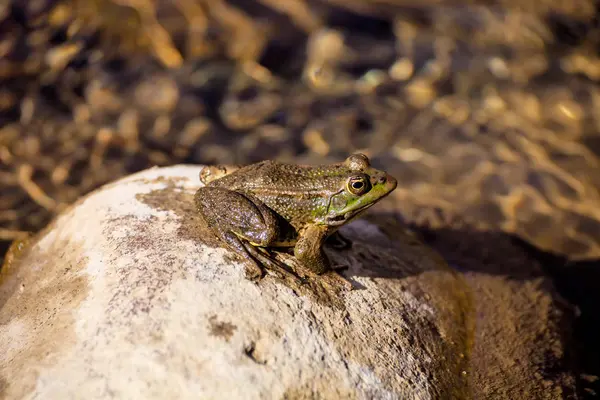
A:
[[352, 181, 363, 189]]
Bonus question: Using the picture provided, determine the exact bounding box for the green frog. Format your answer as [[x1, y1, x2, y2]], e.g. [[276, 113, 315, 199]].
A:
[[194, 153, 397, 279]]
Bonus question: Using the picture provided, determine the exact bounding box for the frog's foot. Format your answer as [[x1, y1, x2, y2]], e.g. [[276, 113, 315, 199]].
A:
[[220, 235, 297, 282], [326, 231, 352, 250], [199, 165, 243, 185], [248, 245, 313, 286], [221, 231, 265, 280], [331, 263, 350, 272], [220, 230, 303, 283], [284, 256, 353, 291], [244, 262, 264, 281], [321, 270, 353, 291]]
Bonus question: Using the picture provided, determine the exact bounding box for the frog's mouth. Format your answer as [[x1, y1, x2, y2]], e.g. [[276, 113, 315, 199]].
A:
[[344, 202, 377, 219], [326, 203, 376, 226]]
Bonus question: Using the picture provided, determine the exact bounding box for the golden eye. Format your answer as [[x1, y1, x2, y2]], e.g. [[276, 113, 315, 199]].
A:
[[347, 174, 371, 195]]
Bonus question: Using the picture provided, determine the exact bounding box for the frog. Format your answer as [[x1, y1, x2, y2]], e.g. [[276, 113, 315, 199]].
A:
[[194, 153, 397, 280]]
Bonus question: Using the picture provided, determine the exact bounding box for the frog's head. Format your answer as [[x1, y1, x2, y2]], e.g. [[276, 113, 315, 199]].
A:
[[320, 153, 397, 227]]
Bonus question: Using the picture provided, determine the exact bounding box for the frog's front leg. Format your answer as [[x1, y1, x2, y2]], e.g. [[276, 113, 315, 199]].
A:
[[195, 187, 280, 278], [293, 224, 332, 274]]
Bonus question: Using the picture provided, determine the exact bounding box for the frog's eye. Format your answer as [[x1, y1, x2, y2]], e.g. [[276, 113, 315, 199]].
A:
[[346, 174, 371, 195], [345, 153, 370, 171]]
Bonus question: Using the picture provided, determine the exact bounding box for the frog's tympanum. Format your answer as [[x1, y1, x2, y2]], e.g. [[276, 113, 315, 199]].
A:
[[195, 153, 397, 279]]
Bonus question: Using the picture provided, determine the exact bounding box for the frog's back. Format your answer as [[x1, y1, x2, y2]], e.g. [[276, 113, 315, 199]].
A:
[[207, 160, 347, 195]]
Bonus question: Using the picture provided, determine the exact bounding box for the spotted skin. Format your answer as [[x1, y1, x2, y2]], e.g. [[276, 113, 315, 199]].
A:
[[195, 153, 397, 278]]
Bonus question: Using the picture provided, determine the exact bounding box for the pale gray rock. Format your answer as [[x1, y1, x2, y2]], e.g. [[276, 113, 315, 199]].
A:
[[0, 165, 576, 399]]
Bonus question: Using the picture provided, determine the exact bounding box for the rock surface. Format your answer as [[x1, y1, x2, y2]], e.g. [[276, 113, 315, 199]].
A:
[[0, 166, 577, 399]]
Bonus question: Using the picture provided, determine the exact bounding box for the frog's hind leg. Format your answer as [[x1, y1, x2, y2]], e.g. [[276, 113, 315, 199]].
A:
[[237, 236, 302, 281], [228, 191, 281, 246], [226, 192, 304, 280], [221, 230, 301, 281], [218, 231, 264, 279], [195, 187, 280, 247], [196, 186, 298, 280]]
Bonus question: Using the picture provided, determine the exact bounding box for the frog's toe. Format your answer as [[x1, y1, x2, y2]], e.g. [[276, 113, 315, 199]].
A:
[[331, 263, 350, 272], [244, 262, 264, 281], [220, 231, 264, 278], [326, 231, 352, 250], [199, 165, 239, 184]]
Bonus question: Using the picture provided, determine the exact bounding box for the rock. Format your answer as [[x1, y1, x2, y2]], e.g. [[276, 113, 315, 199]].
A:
[[0, 165, 577, 399]]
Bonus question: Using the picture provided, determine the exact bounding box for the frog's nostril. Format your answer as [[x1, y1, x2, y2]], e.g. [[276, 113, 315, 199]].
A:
[[378, 176, 386, 184]]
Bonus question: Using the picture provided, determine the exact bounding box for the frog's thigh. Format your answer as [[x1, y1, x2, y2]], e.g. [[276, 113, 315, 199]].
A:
[[294, 225, 330, 274], [233, 191, 281, 246], [196, 187, 279, 246]]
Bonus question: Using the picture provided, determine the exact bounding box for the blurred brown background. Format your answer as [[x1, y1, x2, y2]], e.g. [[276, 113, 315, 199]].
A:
[[1, 0, 599, 396]]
